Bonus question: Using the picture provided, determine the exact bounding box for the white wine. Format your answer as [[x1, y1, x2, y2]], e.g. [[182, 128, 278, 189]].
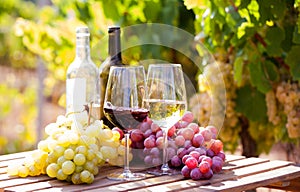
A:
[[145, 99, 186, 130]]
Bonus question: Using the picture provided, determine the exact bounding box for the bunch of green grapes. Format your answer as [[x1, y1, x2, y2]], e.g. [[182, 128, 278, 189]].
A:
[[275, 81, 300, 138], [190, 62, 240, 152], [265, 90, 281, 126], [7, 111, 126, 184]]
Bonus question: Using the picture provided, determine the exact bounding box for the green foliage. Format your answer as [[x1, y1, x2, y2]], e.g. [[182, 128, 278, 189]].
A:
[[185, 0, 300, 154]]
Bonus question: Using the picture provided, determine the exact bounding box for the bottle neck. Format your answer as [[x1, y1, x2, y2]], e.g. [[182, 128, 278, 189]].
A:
[[108, 30, 122, 62], [76, 35, 91, 59]]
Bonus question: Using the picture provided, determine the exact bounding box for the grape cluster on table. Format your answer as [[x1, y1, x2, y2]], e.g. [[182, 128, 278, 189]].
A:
[[129, 111, 226, 180]]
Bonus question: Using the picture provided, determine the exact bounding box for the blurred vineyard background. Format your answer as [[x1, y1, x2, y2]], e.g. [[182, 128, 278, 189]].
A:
[[0, 0, 299, 162]]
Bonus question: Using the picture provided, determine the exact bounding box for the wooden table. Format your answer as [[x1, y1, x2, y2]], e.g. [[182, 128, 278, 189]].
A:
[[0, 151, 300, 192]]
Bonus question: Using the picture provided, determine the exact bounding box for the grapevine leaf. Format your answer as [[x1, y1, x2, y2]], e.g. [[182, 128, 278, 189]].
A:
[[265, 27, 284, 56], [239, 0, 251, 9], [235, 84, 267, 122], [285, 45, 300, 81], [248, 60, 272, 93], [144, 1, 161, 21], [263, 60, 279, 82], [233, 57, 244, 87], [292, 26, 300, 44]]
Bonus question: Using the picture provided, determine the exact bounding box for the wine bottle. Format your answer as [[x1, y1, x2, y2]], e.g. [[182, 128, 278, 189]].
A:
[[98, 26, 124, 126], [66, 26, 98, 114]]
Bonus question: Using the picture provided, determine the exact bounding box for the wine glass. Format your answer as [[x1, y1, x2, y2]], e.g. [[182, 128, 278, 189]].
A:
[[146, 64, 187, 175], [103, 66, 149, 181]]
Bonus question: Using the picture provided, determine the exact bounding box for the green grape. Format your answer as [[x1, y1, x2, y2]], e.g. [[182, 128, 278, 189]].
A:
[[56, 169, 68, 180], [18, 165, 29, 178], [71, 172, 82, 184], [7, 164, 19, 176], [83, 161, 96, 173], [62, 160, 75, 175], [28, 164, 40, 176], [100, 146, 118, 160], [73, 153, 86, 166], [57, 156, 67, 167], [37, 140, 50, 152], [47, 139, 58, 151], [64, 148, 75, 160], [53, 145, 65, 157], [80, 170, 94, 184], [75, 145, 88, 156], [46, 163, 59, 178], [57, 134, 71, 147], [86, 149, 96, 161], [75, 165, 84, 173]]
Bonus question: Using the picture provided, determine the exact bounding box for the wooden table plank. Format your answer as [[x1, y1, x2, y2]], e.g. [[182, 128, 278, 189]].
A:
[[0, 151, 30, 162], [194, 165, 300, 192], [130, 160, 292, 192]]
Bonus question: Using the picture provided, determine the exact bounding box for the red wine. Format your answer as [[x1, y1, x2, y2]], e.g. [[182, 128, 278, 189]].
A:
[[104, 106, 149, 130]]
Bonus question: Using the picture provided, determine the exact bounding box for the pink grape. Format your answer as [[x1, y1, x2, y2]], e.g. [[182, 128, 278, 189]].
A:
[[187, 146, 196, 153], [192, 133, 204, 147], [155, 137, 164, 149], [211, 158, 223, 173], [185, 157, 198, 169], [190, 168, 202, 180], [152, 157, 162, 165], [135, 141, 144, 149], [217, 151, 226, 161], [199, 161, 210, 174], [177, 148, 188, 159], [156, 130, 163, 138], [194, 147, 207, 156], [200, 129, 213, 142], [139, 122, 151, 132], [181, 165, 191, 178], [206, 125, 218, 135], [143, 148, 151, 155], [171, 155, 182, 167], [180, 128, 194, 140], [150, 147, 160, 157], [184, 140, 192, 149], [130, 129, 144, 142], [210, 139, 223, 154], [175, 121, 189, 128], [182, 111, 194, 123], [202, 156, 212, 167], [151, 123, 160, 133], [144, 137, 156, 148], [198, 155, 206, 163], [188, 123, 200, 134], [144, 155, 152, 165], [175, 135, 185, 146], [182, 154, 192, 164], [168, 126, 176, 137], [206, 149, 215, 157], [189, 151, 201, 160], [143, 129, 153, 138]]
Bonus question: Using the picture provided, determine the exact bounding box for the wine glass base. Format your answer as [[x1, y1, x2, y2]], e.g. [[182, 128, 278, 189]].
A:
[[147, 168, 181, 176], [107, 172, 146, 181]]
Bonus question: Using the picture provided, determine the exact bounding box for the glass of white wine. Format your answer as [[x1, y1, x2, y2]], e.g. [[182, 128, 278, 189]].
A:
[[146, 64, 187, 175]]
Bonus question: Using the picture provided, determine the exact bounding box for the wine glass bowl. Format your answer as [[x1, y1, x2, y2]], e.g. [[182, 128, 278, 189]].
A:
[[103, 65, 149, 180], [146, 64, 187, 175]]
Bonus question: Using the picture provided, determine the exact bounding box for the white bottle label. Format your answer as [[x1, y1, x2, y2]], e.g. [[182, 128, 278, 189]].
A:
[[66, 78, 86, 112]]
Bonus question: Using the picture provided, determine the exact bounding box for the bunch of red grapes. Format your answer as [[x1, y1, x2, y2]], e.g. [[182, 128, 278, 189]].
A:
[[127, 111, 226, 180]]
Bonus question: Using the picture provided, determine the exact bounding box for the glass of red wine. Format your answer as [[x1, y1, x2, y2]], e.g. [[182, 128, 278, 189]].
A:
[[145, 64, 187, 175], [103, 65, 149, 181]]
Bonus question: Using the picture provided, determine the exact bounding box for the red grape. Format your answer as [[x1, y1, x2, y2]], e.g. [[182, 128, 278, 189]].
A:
[[184, 140, 192, 149], [143, 129, 153, 138], [188, 123, 200, 134], [210, 139, 223, 154], [181, 165, 191, 178], [177, 148, 188, 159], [199, 161, 210, 174], [190, 168, 202, 180], [152, 157, 162, 165], [181, 128, 194, 140], [189, 151, 201, 160], [150, 147, 160, 157], [139, 121, 151, 132], [200, 129, 213, 142], [171, 155, 182, 167], [211, 158, 223, 173], [130, 129, 144, 142], [156, 130, 163, 138], [202, 156, 212, 167], [155, 137, 164, 149], [168, 126, 176, 137], [144, 137, 156, 148], [144, 155, 152, 165], [216, 151, 226, 161], [182, 154, 192, 164], [151, 123, 160, 133], [202, 169, 213, 179], [112, 127, 124, 139], [192, 133, 204, 147], [182, 111, 194, 123], [206, 149, 215, 157], [185, 157, 198, 169], [175, 135, 185, 146]]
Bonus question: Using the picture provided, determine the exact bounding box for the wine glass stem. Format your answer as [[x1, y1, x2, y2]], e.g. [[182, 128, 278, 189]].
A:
[[123, 133, 131, 178], [161, 129, 170, 173]]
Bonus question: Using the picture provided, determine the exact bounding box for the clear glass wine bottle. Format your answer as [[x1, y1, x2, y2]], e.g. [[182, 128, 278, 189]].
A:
[[66, 26, 98, 114]]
